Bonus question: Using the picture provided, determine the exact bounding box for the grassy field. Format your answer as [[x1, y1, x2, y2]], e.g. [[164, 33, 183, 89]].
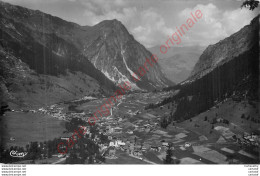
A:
[[143, 151, 163, 164], [1, 112, 66, 148], [176, 99, 259, 143]]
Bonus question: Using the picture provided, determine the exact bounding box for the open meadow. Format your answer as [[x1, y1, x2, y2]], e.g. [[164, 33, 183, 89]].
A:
[[1, 112, 66, 148]]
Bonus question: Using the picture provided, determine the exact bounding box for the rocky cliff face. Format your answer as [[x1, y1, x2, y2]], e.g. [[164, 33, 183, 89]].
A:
[[0, 1, 172, 107], [81, 19, 173, 90], [0, 1, 172, 93], [190, 16, 259, 80]]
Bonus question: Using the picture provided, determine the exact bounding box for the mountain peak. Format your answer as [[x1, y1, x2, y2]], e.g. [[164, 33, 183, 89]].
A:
[[94, 19, 129, 35], [0, 1, 172, 93], [97, 19, 122, 26], [84, 20, 173, 90]]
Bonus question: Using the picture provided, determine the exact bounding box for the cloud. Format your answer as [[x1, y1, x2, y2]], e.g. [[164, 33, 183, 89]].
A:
[[5, 0, 61, 3], [81, 0, 126, 14], [130, 8, 174, 47], [178, 3, 258, 46], [222, 8, 257, 34], [4, 0, 258, 48], [81, 1, 173, 48], [81, 1, 258, 48]]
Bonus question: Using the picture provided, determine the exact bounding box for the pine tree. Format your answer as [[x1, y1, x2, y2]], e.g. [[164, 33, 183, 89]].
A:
[[241, 0, 259, 10], [161, 117, 168, 129], [164, 143, 173, 164], [88, 156, 94, 164]]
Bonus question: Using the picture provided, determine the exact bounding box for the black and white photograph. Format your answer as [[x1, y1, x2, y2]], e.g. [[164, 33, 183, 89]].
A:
[[0, 0, 259, 175]]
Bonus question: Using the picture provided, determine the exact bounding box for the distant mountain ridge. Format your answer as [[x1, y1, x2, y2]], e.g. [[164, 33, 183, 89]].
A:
[[148, 45, 204, 83]]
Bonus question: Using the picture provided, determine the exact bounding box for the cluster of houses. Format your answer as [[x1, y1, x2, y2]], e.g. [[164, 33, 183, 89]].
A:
[[69, 115, 172, 158], [27, 92, 176, 161], [100, 138, 172, 158], [29, 105, 67, 120], [31, 105, 89, 121], [95, 128, 177, 159], [236, 132, 259, 148], [87, 108, 169, 158]]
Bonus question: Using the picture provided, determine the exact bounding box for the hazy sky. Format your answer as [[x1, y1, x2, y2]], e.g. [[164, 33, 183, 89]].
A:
[[3, 0, 259, 48]]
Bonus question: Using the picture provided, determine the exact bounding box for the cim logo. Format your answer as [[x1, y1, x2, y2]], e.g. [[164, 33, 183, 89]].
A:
[[10, 150, 28, 158]]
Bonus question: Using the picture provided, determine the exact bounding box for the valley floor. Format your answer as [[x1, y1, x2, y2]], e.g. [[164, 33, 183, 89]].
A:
[[2, 91, 259, 164]]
